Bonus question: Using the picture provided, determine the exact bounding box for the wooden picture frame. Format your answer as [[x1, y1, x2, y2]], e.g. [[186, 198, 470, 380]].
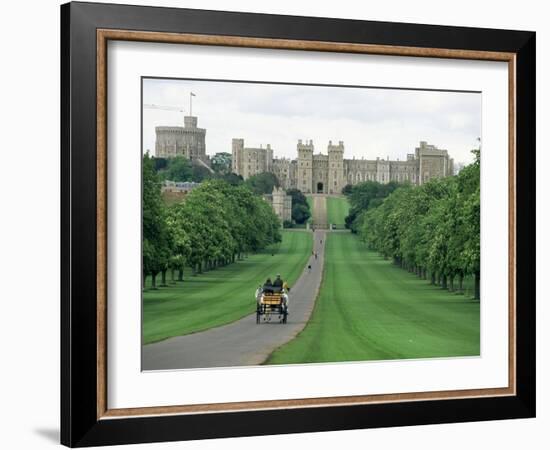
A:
[[61, 1, 535, 447]]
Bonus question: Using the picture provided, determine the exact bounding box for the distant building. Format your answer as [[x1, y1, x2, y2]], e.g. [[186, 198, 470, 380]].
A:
[[263, 186, 292, 223], [232, 139, 454, 194], [155, 115, 208, 164], [161, 180, 200, 205], [231, 138, 273, 180]]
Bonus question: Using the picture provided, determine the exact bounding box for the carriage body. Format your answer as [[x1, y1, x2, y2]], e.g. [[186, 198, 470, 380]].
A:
[[256, 292, 288, 324]]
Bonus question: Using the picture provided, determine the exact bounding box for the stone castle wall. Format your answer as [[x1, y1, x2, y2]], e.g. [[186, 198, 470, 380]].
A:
[[263, 187, 292, 223], [233, 139, 454, 194], [155, 115, 207, 163]]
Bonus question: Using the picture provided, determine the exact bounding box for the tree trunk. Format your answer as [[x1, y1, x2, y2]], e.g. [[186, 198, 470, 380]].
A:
[[170, 268, 175, 284], [161, 270, 167, 286], [422, 268, 427, 280], [430, 272, 435, 285], [457, 273, 464, 294], [143, 271, 147, 290], [151, 273, 157, 289], [441, 274, 447, 289], [437, 273, 441, 286], [449, 274, 454, 292], [474, 271, 480, 300]]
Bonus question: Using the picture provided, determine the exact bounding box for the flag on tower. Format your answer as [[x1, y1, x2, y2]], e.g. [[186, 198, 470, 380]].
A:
[[190, 92, 196, 96]]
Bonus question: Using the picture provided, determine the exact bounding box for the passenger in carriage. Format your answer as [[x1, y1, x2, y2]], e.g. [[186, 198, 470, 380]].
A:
[[263, 278, 274, 294], [272, 274, 283, 292]]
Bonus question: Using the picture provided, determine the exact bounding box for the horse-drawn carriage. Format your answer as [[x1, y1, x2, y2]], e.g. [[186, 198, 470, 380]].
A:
[[256, 289, 288, 324]]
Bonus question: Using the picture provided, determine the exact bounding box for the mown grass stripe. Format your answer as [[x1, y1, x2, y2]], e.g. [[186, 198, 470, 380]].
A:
[[267, 233, 479, 364]]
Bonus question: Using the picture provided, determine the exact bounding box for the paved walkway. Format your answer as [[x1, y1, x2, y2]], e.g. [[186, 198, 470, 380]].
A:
[[142, 230, 327, 370], [311, 195, 328, 229]]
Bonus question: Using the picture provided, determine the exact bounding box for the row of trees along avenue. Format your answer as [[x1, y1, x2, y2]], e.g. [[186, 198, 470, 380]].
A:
[[346, 150, 480, 299], [143, 154, 282, 289]]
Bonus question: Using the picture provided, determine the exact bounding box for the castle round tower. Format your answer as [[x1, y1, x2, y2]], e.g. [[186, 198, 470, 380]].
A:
[[155, 115, 207, 162]]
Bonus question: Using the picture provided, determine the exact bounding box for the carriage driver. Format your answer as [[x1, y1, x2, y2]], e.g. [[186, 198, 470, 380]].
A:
[[273, 274, 291, 313]]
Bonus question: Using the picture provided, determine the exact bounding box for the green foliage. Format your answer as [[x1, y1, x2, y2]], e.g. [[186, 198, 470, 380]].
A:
[[341, 184, 353, 195], [358, 157, 480, 298], [219, 172, 243, 186], [291, 203, 311, 224], [245, 172, 280, 195], [287, 188, 311, 224], [155, 155, 217, 183], [211, 152, 232, 174], [344, 180, 402, 232], [142, 154, 283, 285], [152, 156, 168, 171], [142, 154, 171, 279], [161, 156, 193, 182]]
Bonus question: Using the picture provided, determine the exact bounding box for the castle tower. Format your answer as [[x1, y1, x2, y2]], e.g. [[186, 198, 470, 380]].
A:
[[296, 139, 314, 193], [416, 141, 452, 185], [328, 140, 345, 194], [155, 114, 207, 162], [231, 138, 244, 175]]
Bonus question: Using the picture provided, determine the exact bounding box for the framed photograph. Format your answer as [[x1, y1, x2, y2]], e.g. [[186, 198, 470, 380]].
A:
[[61, 1, 536, 447]]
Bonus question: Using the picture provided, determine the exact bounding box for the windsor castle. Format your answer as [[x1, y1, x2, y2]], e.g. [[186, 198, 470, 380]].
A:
[[232, 139, 454, 194], [155, 113, 455, 196]]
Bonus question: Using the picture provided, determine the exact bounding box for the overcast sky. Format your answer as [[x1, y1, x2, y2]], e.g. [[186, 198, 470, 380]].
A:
[[142, 78, 481, 165]]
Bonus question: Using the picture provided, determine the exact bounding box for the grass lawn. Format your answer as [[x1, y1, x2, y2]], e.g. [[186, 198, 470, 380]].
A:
[[267, 233, 480, 365], [326, 196, 349, 226], [143, 231, 313, 344]]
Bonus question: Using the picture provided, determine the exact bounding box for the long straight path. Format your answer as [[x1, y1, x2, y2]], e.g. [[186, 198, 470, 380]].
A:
[[311, 194, 328, 229], [142, 230, 326, 370]]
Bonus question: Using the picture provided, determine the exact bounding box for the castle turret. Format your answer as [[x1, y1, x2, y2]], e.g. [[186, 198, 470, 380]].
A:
[[230, 138, 274, 180], [328, 140, 345, 194], [155, 114, 207, 162], [297, 139, 314, 193], [231, 138, 244, 174]]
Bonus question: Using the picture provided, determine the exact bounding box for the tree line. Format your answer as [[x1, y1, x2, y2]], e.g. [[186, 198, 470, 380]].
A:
[[152, 154, 311, 227], [143, 154, 282, 289], [347, 151, 480, 299]]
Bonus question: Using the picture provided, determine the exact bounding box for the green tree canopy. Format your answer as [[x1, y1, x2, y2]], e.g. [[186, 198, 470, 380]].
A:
[[357, 155, 480, 299], [245, 172, 280, 195], [291, 203, 311, 224], [211, 152, 232, 174]]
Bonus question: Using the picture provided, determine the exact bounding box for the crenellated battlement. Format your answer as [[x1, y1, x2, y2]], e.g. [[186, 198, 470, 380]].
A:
[[232, 137, 454, 194]]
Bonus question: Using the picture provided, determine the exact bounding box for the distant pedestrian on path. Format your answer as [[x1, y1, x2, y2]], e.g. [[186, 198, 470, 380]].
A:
[[307, 264, 312, 273], [314, 252, 318, 260]]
